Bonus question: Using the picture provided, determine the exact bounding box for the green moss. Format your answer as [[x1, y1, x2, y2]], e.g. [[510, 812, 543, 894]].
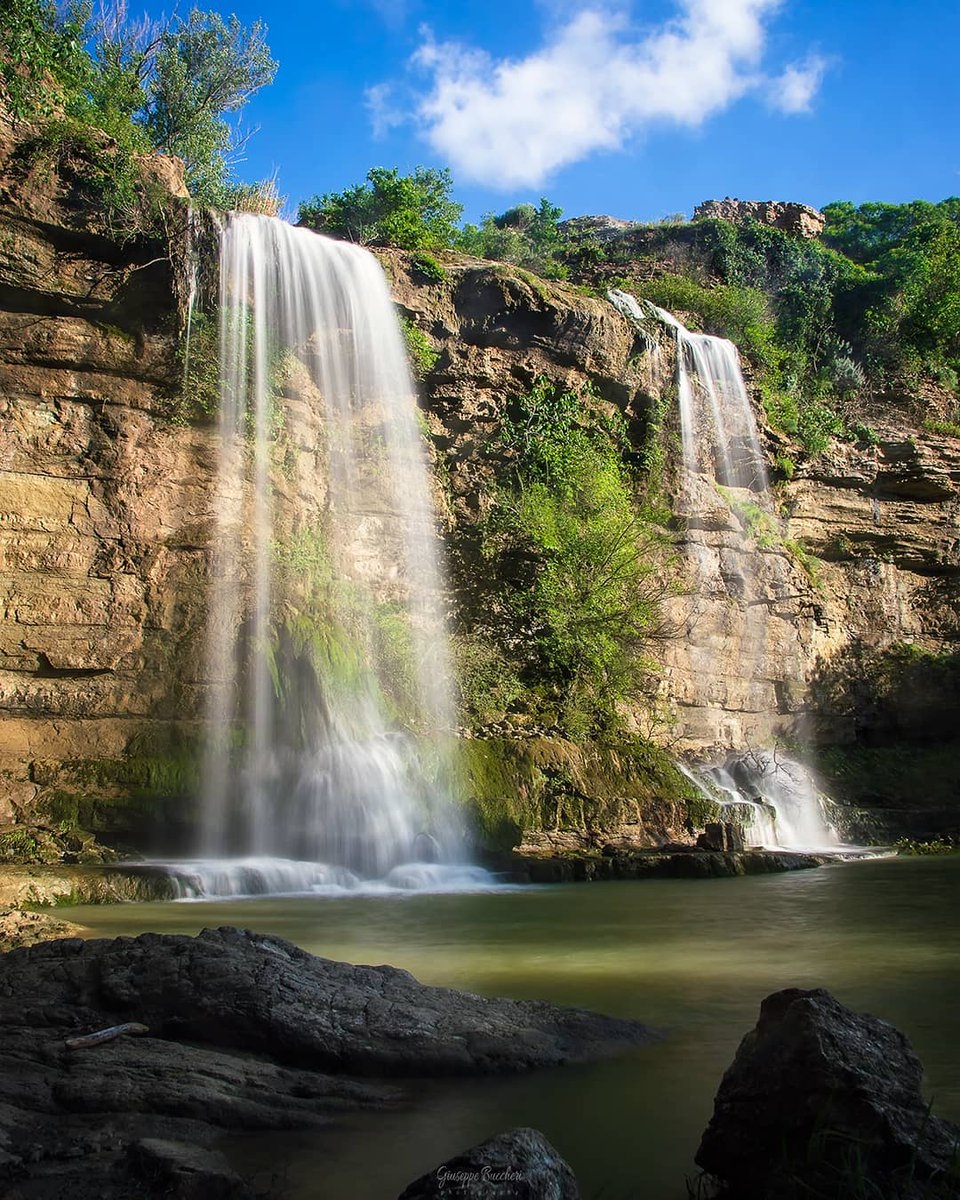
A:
[[410, 252, 446, 283], [460, 736, 701, 851], [400, 317, 439, 380]]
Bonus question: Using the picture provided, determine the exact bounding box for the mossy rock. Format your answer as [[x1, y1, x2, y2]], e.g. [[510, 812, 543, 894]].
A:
[[460, 735, 702, 850]]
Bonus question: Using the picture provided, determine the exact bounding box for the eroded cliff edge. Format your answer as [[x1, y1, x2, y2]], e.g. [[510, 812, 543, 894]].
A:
[[0, 117, 956, 865]]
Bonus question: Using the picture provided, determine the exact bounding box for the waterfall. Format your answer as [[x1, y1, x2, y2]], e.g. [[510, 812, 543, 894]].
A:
[[169, 213, 492, 898], [610, 289, 838, 851], [681, 755, 838, 851]]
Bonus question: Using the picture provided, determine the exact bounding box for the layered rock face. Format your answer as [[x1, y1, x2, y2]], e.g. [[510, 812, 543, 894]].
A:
[[0, 115, 211, 840], [0, 117, 956, 851]]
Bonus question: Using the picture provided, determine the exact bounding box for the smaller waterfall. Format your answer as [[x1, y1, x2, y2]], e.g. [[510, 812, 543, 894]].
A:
[[682, 754, 839, 851], [608, 290, 768, 492]]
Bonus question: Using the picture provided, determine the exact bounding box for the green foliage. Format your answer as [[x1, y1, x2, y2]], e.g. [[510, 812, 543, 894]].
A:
[[894, 837, 957, 856], [298, 167, 462, 251], [453, 634, 524, 725], [400, 318, 439, 380], [924, 416, 960, 438], [0, 0, 91, 120], [410, 251, 446, 283], [0, 2, 277, 212], [485, 378, 674, 736], [458, 197, 569, 279], [822, 199, 960, 384], [144, 10, 276, 206], [173, 307, 220, 422], [635, 274, 781, 369]]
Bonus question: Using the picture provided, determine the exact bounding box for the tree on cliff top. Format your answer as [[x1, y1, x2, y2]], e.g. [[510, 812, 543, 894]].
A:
[[0, 0, 277, 209], [298, 167, 463, 251], [144, 10, 276, 204]]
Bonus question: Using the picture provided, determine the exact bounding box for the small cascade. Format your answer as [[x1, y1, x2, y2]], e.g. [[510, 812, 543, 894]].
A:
[[171, 213, 489, 898], [608, 290, 768, 492], [682, 754, 839, 851]]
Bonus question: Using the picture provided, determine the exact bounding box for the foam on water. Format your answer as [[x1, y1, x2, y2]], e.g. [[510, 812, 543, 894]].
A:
[[150, 857, 503, 901]]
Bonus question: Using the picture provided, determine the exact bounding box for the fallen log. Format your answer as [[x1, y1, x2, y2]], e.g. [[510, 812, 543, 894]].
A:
[[65, 1022, 149, 1050]]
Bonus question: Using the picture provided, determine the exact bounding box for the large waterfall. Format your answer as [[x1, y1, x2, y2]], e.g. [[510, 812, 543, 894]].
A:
[[167, 214, 490, 898], [610, 289, 837, 851]]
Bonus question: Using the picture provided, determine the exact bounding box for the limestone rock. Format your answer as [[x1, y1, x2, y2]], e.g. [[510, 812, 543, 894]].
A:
[[696, 987, 960, 1198], [397, 1128, 580, 1199], [0, 905, 86, 951], [692, 198, 826, 238]]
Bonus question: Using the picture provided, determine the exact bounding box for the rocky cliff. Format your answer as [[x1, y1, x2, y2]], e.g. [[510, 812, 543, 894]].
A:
[[0, 119, 956, 860]]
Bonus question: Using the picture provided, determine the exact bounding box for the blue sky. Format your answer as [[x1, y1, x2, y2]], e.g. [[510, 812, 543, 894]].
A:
[[182, 0, 960, 223]]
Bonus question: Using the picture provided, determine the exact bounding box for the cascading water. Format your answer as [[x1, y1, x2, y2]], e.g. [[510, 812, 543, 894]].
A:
[[610, 289, 838, 851], [166, 213, 493, 898]]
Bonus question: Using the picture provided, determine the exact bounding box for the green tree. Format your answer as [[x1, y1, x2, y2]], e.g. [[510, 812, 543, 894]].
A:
[[486, 379, 673, 734], [144, 10, 276, 205], [822, 199, 960, 380], [298, 167, 462, 250], [0, 0, 91, 119], [458, 197, 569, 278], [0, 2, 277, 210]]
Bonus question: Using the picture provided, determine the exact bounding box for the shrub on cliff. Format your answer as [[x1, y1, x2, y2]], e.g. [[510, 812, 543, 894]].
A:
[[457, 198, 570, 280], [298, 167, 463, 251], [481, 379, 676, 736]]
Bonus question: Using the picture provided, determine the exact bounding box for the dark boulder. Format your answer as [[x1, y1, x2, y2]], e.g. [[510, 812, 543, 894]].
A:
[[0, 928, 653, 1196], [697, 822, 746, 852], [128, 1138, 253, 1200], [0, 926, 654, 1077], [397, 1127, 580, 1199], [696, 987, 960, 1198]]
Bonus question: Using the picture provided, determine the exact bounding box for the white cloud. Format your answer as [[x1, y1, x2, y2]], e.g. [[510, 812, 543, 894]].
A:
[[769, 55, 828, 113], [402, 1, 826, 188], [366, 82, 405, 139]]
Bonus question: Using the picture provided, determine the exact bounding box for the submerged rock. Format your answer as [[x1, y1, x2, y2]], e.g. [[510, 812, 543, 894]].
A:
[[0, 906, 86, 951], [397, 1127, 580, 1199], [696, 987, 960, 1199]]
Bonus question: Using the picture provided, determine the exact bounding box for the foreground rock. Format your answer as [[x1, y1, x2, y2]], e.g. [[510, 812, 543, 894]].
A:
[[398, 1128, 580, 1199], [0, 927, 652, 1197], [696, 987, 960, 1199]]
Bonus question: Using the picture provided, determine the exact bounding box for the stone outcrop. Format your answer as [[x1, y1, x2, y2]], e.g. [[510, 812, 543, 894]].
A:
[[397, 1128, 581, 1199], [696, 987, 960, 1199], [0, 927, 651, 1195], [692, 198, 826, 238], [0, 904, 85, 950]]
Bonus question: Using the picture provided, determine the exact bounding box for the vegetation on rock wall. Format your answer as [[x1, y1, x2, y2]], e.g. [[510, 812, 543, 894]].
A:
[[461, 737, 701, 852], [471, 378, 676, 737], [1, 0, 277, 210]]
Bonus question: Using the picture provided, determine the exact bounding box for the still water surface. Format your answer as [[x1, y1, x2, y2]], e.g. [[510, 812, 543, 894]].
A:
[[70, 855, 960, 1199]]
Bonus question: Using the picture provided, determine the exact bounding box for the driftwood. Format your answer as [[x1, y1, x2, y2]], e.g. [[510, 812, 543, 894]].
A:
[[65, 1022, 149, 1051]]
